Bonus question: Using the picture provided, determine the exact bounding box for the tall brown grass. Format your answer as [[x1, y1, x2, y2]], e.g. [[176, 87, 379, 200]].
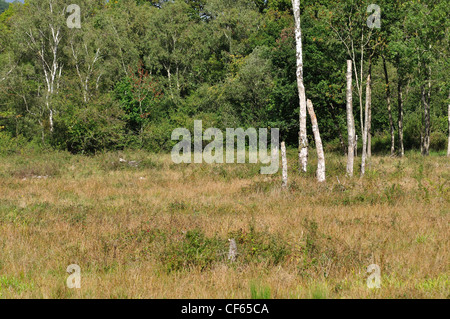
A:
[[0, 149, 448, 298]]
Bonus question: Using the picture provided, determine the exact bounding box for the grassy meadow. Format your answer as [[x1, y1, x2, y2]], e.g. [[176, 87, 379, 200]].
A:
[[0, 149, 448, 298]]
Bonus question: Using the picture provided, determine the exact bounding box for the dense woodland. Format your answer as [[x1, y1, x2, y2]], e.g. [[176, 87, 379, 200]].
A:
[[0, 0, 449, 156]]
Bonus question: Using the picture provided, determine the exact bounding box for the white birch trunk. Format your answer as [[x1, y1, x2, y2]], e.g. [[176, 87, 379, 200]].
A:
[[281, 141, 288, 188], [306, 100, 325, 182], [25, 3, 63, 134], [346, 60, 355, 177], [292, 0, 308, 173], [71, 41, 101, 103]]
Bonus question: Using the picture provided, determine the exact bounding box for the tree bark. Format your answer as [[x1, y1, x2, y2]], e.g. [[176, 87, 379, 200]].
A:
[[70, 40, 100, 104], [307, 100, 325, 182], [25, 4, 64, 135], [397, 75, 405, 157], [292, 0, 308, 173], [366, 59, 373, 161], [421, 84, 431, 156], [281, 141, 288, 188], [424, 67, 432, 155], [361, 72, 371, 176], [346, 60, 355, 177], [447, 90, 450, 157], [383, 56, 395, 156], [367, 96, 372, 159]]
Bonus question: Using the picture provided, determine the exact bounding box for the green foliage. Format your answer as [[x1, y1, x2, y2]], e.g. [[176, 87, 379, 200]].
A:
[[229, 224, 289, 265], [310, 284, 328, 299], [0, 0, 8, 14], [0, 275, 34, 296], [250, 281, 271, 299], [53, 96, 126, 154], [159, 224, 290, 273], [0, 0, 448, 155], [140, 118, 175, 152], [0, 131, 29, 155], [162, 229, 225, 273], [114, 62, 163, 134], [430, 131, 448, 151]]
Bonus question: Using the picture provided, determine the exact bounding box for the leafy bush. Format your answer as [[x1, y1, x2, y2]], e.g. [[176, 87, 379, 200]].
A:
[[372, 132, 391, 154], [229, 224, 289, 265], [0, 132, 30, 155], [403, 112, 422, 150], [141, 119, 174, 152], [114, 70, 163, 135], [324, 138, 346, 154], [430, 131, 447, 151], [54, 97, 126, 154], [161, 229, 225, 273]]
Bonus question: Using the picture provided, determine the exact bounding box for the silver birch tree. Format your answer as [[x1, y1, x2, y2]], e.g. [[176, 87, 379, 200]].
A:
[[292, 0, 308, 173], [346, 60, 355, 177], [306, 100, 325, 182]]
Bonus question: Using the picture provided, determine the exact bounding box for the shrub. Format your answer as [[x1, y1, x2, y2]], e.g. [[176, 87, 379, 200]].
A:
[[161, 229, 225, 273], [430, 131, 447, 151], [403, 112, 422, 150], [324, 137, 345, 154], [141, 119, 174, 152], [54, 97, 126, 154], [0, 132, 36, 155], [229, 224, 289, 265], [372, 132, 391, 154]]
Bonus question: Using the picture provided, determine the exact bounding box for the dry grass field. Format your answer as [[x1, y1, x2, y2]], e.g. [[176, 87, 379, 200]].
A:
[[0, 149, 448, 298]]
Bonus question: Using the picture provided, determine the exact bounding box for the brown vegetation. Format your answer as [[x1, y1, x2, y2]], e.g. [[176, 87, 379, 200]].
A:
[[0, 150, 448, 298]]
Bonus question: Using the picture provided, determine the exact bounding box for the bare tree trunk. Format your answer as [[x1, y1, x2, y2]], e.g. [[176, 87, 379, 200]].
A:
[[25, 3, 64, 135], [292, 0, 308, 173], [281, 141, 288, 188], [70, 41, 100, 104], [383, 56, 395, 156], [448, 103, 450, 157], [358, 35, 366, 143], [367, 98, 372, 159], [361, 72, 371, 176], [346, 60, 355, 177], [367, 60, 373, 161], [49, 109, 54, 133], [421, 84, 431, 156], [424, 67, 432, 155], [397, 77, 405, 157], [307, 100, 325, 182], [448, 90, 450, 157]]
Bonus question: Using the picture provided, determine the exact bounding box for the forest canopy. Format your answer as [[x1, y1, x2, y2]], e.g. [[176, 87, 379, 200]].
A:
[[0, 0, 448, 155], [0, 0, 10, 14]]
